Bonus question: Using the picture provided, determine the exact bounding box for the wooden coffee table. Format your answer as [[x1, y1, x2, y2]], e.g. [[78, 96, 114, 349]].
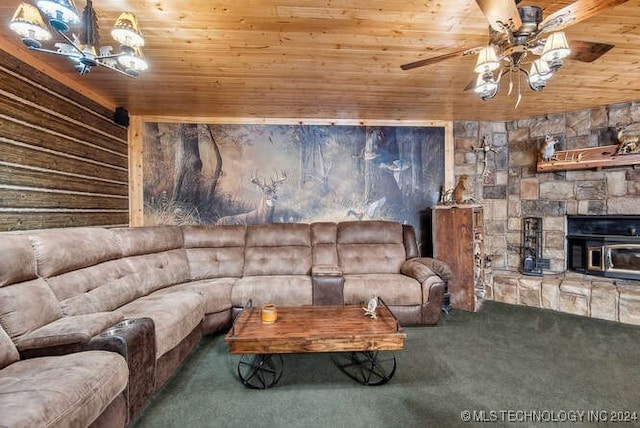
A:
[[224, 301, 406, 389]]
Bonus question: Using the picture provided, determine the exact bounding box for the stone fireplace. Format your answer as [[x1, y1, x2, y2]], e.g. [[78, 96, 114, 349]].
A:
[[453, 100, 640, 325]]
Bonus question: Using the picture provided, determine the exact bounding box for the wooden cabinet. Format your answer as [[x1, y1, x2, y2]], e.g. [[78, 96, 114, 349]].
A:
[[432, 205, 484, 312]]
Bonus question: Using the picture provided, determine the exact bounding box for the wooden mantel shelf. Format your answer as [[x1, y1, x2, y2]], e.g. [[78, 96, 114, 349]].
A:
[[537, 145, 640, 172]]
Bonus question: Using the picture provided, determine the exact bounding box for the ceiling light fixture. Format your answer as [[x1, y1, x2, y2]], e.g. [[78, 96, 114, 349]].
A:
[[10, 0, 148, 77], [472, 6, 569, 105]]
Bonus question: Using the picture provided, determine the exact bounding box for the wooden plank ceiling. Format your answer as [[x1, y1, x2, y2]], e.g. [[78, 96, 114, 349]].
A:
[[0, 0, 638, 122]]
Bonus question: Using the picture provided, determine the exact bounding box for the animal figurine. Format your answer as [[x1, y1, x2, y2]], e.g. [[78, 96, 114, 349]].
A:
[[541, 135, 558, 161], [452, 174, 468, 204], [616, 129, 640, 154], [362, 297, 378, 320]]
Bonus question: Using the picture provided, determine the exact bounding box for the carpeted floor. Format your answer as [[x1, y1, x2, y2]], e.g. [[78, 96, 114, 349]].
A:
[[130, 301, 640, 427]]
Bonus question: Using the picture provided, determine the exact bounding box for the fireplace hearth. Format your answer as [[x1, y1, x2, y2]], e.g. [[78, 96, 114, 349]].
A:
[[567, 215, 640, 280]]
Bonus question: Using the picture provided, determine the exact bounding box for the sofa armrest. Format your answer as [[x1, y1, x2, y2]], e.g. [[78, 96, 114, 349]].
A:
[[311, 265, 344, 305], [405, 257, 453, 287], [311, 265, 343, 276], [16, 311, 124, 356]]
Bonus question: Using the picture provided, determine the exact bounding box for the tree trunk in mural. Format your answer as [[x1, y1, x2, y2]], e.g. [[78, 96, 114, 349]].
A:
[[173, 124, 203, 207], [202, 124, 223, 203]]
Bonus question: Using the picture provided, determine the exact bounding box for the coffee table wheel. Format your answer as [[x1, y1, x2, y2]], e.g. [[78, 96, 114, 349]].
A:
[[237, 354, 284, 389], [332, 351, 397, 386]]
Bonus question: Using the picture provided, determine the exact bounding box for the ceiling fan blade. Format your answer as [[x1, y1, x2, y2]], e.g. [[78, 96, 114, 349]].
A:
[[400, 48, 480, 71], [475, 0, 522, 32], [539, 0, 630, 33], [463, 78, 477, 92], [568, 40, 615, 62]]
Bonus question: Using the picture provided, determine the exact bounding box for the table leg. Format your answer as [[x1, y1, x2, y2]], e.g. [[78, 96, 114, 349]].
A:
[[237, 354, 284, 389], [332, 351, 397, 386]]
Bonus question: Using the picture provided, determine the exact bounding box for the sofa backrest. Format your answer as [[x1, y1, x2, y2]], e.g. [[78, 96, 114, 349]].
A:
[[110, 225, 190, 298], [0, 325, 19, 370], [311, 222, 338, 266], [337, 221, 408, 274], [0, 234, 63, 341], [182, 225, 246, 280], [243, 223, 312, 276], [30, 226, 190, 316]]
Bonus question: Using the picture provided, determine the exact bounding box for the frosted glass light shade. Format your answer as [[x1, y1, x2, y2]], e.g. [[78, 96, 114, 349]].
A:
[[541, 32, 570, 63], [474, 46, 500, 74]]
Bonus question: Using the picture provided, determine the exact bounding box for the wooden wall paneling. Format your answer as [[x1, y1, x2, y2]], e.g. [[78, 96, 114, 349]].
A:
[[0, 164, 128, 196], [0, 119, 128, 168], [128, 115, 144, 226], [0, 51, 129, 231], [0, 212, 129, 231], [0, 188, 128, 210]]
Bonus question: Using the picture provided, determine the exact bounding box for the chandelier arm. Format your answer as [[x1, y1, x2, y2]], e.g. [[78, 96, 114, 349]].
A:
[[54, 29, 86, 57], [96, 60, 137, 78], [27, 46, 80, 58], [95, 53, 126, 60]]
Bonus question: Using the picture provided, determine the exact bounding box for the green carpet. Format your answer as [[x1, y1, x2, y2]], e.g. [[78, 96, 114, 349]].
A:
[[131, 301, 640, 427]]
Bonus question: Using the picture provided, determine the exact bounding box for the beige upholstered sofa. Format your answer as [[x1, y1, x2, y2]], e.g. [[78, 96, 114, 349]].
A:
[[0, 220, 448, 427]]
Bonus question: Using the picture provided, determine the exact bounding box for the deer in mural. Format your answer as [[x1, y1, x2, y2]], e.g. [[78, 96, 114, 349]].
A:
[[215, 172, 287, 225]]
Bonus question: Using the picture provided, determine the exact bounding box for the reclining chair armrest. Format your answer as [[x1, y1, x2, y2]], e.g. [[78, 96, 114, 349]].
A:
[[406, 257, 453, 287], [311, 265, 344, 305], [17, 312, 125, 359]]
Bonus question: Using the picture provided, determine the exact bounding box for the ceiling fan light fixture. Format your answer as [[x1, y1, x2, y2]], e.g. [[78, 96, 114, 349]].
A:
[[111, 12, 145, 48], [10, 3, 52, 47], [474, 72, 498, 100], [474, 46, 500, 74], [541, 31, 570, 69]]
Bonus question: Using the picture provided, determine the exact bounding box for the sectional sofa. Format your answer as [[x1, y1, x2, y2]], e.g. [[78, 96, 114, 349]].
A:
[[0, 220, 449, 427]]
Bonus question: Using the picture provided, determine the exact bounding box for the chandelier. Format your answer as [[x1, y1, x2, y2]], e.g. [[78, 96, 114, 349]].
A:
[[474, 31, 571, 107], [9, 1, 148, 77]]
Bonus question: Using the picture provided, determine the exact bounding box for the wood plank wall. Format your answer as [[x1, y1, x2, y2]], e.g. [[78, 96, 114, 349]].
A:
[[0, 50, 129, 231]]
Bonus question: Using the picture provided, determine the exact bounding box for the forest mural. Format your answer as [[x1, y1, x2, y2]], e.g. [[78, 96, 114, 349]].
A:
[[143, 123, 444, 245]]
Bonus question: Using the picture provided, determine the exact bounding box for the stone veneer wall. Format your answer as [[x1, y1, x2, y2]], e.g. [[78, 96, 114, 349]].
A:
[[452, 100, 640, 325]]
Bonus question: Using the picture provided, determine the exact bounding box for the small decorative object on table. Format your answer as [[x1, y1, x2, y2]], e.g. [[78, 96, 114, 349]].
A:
[[362, 297, 378, 319], [261, 303, 278, 324]]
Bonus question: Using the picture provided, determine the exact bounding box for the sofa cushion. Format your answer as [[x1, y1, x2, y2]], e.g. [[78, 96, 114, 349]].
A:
[[311, 222, 338, 266], [14, 312, 124, 352], [337, 221, 406, 275], [186, 247, 245, 279], [343, 274, 422, 306], [232, 275, 312, 307], [0, 278, 62, 341], [0, 325, 19, 370], [56, 250, 190, 316], [112, 225, 184, 257], [118, 291, 204, 358], [29, 227, 122, 278], [153, 278, 235, 314], [0, 351, 128, 428], [0, 235, 37, 287], [182, 224, 246, 248]]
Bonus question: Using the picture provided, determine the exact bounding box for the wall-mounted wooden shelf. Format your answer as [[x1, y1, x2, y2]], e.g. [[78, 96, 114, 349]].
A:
[[537, 144, 640, 172]]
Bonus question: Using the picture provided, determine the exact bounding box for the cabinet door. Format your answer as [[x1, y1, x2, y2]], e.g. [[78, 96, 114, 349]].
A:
[[433, 208, 475, 311]]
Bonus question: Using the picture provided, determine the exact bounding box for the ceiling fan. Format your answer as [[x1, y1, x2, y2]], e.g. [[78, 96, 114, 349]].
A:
[[400, 0, 629, 106]]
